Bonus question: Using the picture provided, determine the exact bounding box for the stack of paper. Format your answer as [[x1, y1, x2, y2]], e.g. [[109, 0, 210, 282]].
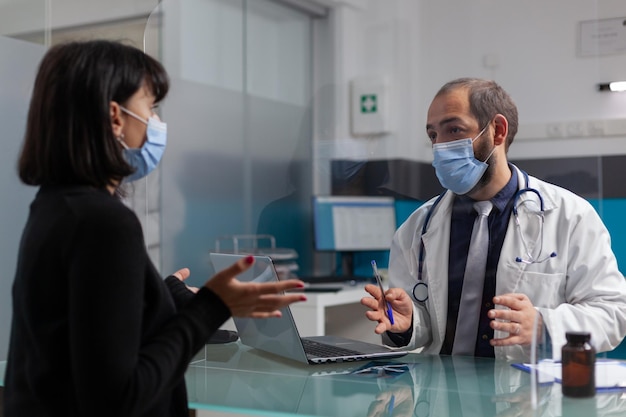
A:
[[512, 359, 626, 391]]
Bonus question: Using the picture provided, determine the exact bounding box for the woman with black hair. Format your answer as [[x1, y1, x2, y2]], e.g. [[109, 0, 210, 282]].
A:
[[4, 40, 306, 417]]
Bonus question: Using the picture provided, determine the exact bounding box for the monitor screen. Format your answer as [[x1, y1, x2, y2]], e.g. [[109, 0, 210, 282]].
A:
[[313, 196, 397, 251]]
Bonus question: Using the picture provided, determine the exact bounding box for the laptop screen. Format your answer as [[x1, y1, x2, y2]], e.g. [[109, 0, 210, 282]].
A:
[[209, 253, 310, 363]]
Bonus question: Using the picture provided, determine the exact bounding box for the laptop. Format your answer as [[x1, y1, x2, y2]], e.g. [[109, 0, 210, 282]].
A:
[[209, 253, 407, 364]]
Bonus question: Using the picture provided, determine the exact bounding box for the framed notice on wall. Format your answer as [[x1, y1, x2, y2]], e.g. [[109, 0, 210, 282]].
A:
[[578, 17, 626, 57]]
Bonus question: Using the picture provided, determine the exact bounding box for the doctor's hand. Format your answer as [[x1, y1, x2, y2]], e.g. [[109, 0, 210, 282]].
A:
[[491, 384, 550, 417], [361, 285, 413, 334], [488, 293, 543, 347], [366, 386, 414, 417], [204, 255, 307, 318]]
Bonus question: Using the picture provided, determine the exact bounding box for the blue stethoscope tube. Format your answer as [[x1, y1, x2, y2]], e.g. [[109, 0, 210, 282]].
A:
[[413, 170, 557, 303], [414, 191, 446, 302]]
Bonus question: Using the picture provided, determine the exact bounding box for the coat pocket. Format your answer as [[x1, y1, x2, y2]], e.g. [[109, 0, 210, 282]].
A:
[[514, 271, 565, 308]]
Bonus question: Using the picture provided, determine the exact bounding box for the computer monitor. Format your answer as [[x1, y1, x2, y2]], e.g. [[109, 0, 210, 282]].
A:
[[312, 196, 397, 252]]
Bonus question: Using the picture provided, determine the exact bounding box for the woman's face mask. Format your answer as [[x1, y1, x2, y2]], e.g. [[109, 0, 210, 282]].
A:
[[431, 124, 495, 195], [118, 106, 167, 182]]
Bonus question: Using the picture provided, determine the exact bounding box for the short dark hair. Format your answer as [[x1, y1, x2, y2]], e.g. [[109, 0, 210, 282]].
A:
[[435, 78, 519, 151], [18, 40, 169, 187]]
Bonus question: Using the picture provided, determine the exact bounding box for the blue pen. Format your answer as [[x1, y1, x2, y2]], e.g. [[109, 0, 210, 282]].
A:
[[387, 394, 395, 416], [371, 260, 394, 325]]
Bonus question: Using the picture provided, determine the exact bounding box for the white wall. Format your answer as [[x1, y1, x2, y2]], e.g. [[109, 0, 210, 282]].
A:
[[4, 0, 624, 167], [311, 0, 422, 195], [3, 0, 626, 159], [321, 0, 626, 163]]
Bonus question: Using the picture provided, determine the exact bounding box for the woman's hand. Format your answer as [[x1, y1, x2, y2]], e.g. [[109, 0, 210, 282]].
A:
[[204, 255, 307, 318], [361, 285, 413, 334], [171, 267, 198, 293]]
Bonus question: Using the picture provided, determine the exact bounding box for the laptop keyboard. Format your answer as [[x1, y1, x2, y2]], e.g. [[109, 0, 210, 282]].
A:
[[302, 338, 361, 358]]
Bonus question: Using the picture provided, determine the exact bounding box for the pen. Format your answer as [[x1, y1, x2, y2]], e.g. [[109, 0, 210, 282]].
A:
[[387, 394, 395, 416], [371, 260, 394, 325]]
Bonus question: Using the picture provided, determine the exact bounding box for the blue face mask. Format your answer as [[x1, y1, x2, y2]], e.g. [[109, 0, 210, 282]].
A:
[[431, 124, 494, 195], [118, 107, 167, 182]]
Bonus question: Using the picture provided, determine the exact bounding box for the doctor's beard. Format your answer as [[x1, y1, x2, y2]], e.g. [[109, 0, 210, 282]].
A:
[[468, 139, 498, 195]]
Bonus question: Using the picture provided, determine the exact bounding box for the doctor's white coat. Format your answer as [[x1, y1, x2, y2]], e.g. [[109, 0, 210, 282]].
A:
[[384, 165, 626, 361]]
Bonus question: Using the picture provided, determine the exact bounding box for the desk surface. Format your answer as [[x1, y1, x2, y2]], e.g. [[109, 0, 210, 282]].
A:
[[3, 345, 626, 416], [185, 343, 626, 417]]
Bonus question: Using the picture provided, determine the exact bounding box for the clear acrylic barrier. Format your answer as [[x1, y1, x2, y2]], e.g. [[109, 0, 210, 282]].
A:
[[145, 0, 316, 286]]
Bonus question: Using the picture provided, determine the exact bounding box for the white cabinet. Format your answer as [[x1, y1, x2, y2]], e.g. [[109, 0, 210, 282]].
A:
[[289, 285, 381, 345]]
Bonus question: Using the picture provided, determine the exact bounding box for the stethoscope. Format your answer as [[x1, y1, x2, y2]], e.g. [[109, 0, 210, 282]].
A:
[[412, 170, 557, 303]]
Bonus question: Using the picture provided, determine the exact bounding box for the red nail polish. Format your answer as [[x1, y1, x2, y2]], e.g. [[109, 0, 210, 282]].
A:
[[245, 255, 254, 264]]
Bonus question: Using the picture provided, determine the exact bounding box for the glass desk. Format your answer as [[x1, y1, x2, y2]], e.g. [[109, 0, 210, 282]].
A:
[[185, 342, 626, 416], [2, 344, 626, 416]]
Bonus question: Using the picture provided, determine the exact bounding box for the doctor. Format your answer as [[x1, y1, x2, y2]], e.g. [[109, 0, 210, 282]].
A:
[[362, 78, 626, 361]]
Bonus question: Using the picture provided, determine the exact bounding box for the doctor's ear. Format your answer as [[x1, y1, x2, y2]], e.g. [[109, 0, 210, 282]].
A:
[[110, 101, 124, 138], [492, 114, 508, 146]]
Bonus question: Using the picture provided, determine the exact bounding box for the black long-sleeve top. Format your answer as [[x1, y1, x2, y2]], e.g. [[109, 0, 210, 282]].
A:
[[4, 185, 230, 416]]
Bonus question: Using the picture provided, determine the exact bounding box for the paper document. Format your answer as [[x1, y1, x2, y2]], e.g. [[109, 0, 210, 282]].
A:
[[512, 359, 626, 390]]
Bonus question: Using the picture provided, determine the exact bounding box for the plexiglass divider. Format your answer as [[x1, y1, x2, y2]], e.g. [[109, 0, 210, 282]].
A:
[[146, 0, 315, 287]]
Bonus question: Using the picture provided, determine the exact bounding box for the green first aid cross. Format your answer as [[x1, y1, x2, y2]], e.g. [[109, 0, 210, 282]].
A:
[[360, 94, 377, 113]]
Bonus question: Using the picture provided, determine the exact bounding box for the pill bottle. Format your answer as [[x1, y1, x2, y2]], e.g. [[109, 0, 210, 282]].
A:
[[561, 331, 595, 398]]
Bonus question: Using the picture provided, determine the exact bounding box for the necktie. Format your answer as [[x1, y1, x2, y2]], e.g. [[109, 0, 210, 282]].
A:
[[452, 200, 493, 356]]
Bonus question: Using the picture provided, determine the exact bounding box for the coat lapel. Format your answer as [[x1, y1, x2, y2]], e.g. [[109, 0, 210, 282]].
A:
[[421, 192, 454, 348]]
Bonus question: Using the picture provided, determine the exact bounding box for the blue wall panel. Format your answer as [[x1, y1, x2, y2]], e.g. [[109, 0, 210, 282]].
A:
[[593, 198, 626, 274]]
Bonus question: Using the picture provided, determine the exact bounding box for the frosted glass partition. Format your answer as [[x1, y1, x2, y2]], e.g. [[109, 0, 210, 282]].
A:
[[158, 0, 314, 286], [0, 36, 45, 360], [0, 0, 47, 44]]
